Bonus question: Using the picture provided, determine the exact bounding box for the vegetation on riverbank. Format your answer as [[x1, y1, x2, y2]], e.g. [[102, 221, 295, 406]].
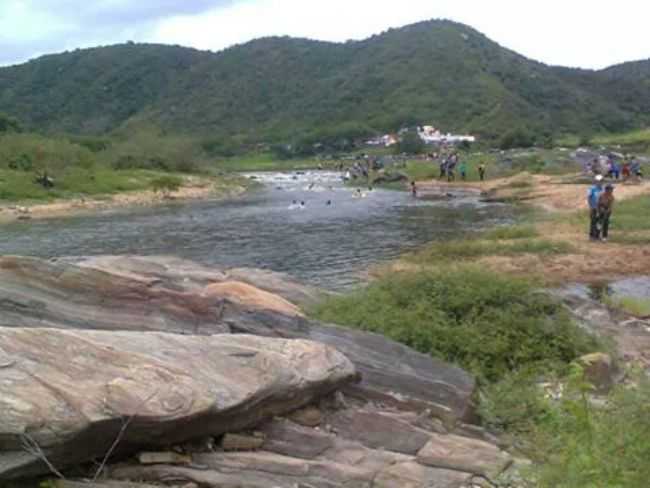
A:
[[312, 267, 601, 384], [0, 130, 248, 204], [313, 172, 650, 486], [312, 263, 650, 487]]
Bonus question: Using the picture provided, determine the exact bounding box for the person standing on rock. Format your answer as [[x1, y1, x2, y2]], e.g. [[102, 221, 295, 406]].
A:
[[588, 175, 604, 241], [597, 184, 615, 242]]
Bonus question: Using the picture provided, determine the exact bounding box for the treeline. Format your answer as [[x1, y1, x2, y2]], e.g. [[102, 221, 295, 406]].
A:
[[1, 21, 649, 145]]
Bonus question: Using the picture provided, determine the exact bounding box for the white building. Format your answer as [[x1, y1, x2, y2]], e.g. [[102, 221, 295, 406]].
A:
[[417, 125, 476, 144]]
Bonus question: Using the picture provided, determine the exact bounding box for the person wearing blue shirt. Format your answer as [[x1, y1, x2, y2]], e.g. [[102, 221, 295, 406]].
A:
[[587, 175, 604, 240]]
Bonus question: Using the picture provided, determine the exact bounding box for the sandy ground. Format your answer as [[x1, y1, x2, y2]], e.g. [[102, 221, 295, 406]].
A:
[[0, 176, 246, 224], [411, 173, 650, 285]]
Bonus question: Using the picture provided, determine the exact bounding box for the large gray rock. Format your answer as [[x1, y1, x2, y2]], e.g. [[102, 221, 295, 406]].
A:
[[0, 330, 356, 480], [0, 255, 476, 424]]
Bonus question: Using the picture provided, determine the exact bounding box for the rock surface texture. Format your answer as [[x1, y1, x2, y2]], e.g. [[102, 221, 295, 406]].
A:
[[0, 255, 510, 487], [0, 330, 355, 480]]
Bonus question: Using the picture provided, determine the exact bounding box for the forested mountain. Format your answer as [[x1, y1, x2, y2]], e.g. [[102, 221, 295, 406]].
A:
[[0, 20, 648, 142]]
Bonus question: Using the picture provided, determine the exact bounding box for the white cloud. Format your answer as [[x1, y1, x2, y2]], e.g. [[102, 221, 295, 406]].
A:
[[152, 0, 650, 69], [1, 0, 648, 68]]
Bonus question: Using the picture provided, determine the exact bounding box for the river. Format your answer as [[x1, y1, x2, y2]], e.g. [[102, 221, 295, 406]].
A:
[[0, 171, 517, 289]]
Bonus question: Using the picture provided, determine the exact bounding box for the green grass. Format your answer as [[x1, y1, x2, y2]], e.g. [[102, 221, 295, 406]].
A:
[[408, 237, 573, 264], [604, 295, 650, 317], [0, 168, 164, 201], [610, 195, 650, 231], [592, 129, 650, 147], [214, 153, 332, 172], [484, 225, 539, 240], [556, 194, 650, 240], [0, 168, 236, 202], [311, 267, 600, 383]]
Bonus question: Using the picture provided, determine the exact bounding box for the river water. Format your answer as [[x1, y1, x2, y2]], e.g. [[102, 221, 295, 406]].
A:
[[0, 171, 516, 289]]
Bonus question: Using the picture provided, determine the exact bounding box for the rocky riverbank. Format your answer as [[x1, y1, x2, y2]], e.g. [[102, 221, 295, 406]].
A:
[[0, 255, 516, 487]]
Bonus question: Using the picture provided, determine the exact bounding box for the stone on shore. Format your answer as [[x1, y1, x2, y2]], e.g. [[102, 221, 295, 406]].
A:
[[0, 330, 356, 480]]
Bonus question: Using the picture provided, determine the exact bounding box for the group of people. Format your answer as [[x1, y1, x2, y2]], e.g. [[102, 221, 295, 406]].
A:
[[587, 175, 615, 242], [437, 153, 487, 182], [588, 155, 643, 181]]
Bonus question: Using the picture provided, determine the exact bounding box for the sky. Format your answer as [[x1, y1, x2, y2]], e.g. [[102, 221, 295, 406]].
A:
[[0, 0, 648, 69]]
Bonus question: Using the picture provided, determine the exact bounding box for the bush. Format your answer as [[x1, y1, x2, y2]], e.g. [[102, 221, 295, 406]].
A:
[[499, 128, 537, 150], [0, 133, 94, 173], [532, 370, 650, 488], [479, 368, 555, 435], [103, 127, 207, 173], [395, 130, 426, 155], [0, 113, 22, 133], [311, 268, 600, 383], [150, 175, 183, 196]]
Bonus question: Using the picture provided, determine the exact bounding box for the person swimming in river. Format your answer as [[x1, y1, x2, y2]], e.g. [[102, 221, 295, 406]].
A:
[[288, 200, 299, 210], [326, 200, 332, 206], [300, 201, 306, 209], [353, 188, 363, 198]]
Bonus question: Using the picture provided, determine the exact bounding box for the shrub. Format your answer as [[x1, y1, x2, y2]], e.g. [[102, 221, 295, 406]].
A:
[[103, 127, 207, 173], [0, 113, 22, 133], [533, 370, 650, 488], [312, 268, 600, 383], [0, 133, 95, 173], [499, 128, 537, 150], [150, 175, 183, 196], [395, 130, 426, 155]]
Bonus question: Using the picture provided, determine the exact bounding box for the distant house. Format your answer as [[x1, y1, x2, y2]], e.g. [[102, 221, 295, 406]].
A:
[[366, 134, 398, 147], [417, 125, 476, 144]]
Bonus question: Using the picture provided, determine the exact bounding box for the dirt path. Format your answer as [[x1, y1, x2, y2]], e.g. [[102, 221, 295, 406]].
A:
[[0, 176, 246, 224]]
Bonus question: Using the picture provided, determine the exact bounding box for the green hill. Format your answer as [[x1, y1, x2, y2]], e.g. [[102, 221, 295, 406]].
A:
[[1, 20, 649, 143]]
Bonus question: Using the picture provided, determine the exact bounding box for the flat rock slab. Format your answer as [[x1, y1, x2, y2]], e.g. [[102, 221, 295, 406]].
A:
[[0, 255, 476, 424], [417, 433, 513, 480], [0, 330, 356, 480], [111, 451, 472, 488], [327, 409, 432, 455], [374, 461, 472, 488], [262, 418, 334, 459], [0, 256, 229, 334]]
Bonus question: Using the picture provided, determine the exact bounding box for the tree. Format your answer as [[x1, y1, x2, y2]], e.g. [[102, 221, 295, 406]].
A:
[[0, 113, 22, 133], [395, 130, 426, 155], [499, 128, 536, 150]]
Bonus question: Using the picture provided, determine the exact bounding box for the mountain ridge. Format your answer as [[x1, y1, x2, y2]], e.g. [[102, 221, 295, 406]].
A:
[[1, 19, 648, 142]]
